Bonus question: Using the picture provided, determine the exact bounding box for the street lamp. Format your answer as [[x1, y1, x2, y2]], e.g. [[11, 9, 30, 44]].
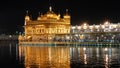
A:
[[104, 21, 109, 25], [83, 23, 87, 29]]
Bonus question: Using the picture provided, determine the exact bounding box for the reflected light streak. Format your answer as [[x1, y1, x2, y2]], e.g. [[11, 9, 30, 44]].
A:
[[105, 54, 109, 68], [84, 54, 87, 64], [48, 47, 51, 62], [9, 43, 12, 56], [96, 48, 99, 57]]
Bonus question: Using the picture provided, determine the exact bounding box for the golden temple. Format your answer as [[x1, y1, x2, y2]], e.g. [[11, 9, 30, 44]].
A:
[[19, 6, 70, 41]]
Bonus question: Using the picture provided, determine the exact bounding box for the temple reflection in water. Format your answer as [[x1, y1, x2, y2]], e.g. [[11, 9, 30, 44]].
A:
[[19, 45, 70, 68], [19, 45, 120, 68]]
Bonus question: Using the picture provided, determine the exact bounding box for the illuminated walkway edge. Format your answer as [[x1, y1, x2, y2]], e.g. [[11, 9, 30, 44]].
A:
[[18, 41, 120, 45]]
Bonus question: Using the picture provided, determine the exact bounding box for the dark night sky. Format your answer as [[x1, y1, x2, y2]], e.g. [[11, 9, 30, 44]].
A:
[[0, 0, 120, 34]]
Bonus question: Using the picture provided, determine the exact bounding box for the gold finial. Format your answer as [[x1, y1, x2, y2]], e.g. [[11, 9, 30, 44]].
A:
[[49, 6, 52, 11]]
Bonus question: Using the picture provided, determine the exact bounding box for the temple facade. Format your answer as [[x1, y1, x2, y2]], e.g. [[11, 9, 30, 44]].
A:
[[19, 6, 70, 41], [19, 7, 120, 43]]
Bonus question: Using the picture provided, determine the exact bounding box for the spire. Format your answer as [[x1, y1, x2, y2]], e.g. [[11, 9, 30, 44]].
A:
[[66, 9, 68, 14], [38, 12, 40, 16], [66, 9, 68, 12], [37, 12, 41, 20], [49, 6, 52, 11], [25, 10, 30, 22], [26, 10, 29, 15]]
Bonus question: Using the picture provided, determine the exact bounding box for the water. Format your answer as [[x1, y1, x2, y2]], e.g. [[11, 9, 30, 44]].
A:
[[0, 41, 120, 68]]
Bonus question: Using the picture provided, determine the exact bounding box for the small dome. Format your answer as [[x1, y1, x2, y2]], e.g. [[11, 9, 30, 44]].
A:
[[25, 10, 30, 21], [63, 9, 70, 19]]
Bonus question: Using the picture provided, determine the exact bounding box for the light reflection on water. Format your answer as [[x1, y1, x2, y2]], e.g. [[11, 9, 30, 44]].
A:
[[0, 41, 120, 68], [19, 45, 70, 68], [19, 44, 120, 68]]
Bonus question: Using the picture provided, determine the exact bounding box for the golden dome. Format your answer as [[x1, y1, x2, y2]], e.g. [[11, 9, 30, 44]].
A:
[[42, 6, 58, 19]]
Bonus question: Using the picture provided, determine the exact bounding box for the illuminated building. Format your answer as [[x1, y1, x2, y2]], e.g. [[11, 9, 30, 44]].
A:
[[18, 6, 120, 43], [70, 21, 120, 33], [70, 21, 120, 43], [19, 6, 70, 41]]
